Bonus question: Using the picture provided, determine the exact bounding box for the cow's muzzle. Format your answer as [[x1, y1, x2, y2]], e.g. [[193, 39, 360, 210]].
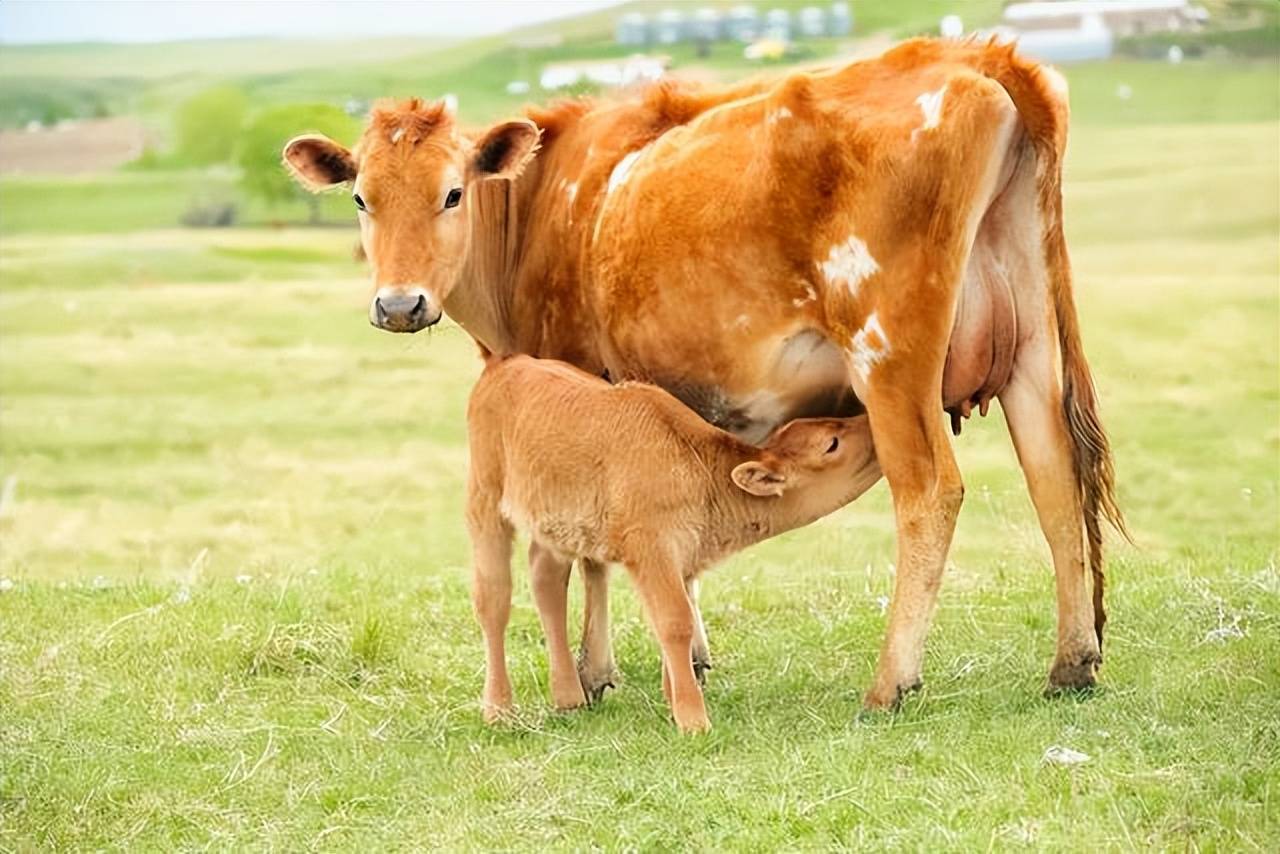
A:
[[370, 287, 441, 333]]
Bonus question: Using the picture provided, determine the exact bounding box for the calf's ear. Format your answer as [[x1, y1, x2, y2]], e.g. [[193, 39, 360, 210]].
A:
[[469, 120, 541, 181], [731, 461, 787, 497], [283, 134, 356, 191]]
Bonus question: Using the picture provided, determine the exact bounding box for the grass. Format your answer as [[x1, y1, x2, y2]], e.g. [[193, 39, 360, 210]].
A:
[[1, 63, 1279, 850]]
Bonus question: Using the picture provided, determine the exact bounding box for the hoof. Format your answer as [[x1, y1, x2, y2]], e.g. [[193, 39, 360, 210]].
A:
[[861, 677, 922, 712], [577, 660, 619, 705], [673, 711, 711, 734], [1046, 654, 1100, 696], [551, 680, 588, 712], [481, 701, 514, 725], [692, 656, 713, 687]]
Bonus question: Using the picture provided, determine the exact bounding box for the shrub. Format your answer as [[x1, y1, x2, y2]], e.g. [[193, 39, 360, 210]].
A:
[[175, 86, 248, 165], [236, 103, 358, 223]]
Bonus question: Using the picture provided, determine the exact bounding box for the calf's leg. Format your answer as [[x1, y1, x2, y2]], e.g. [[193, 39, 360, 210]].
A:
[[529, 541, 588, 710], [687, 577, 712, 685], [576, 558, 619, 702], [469, 516, 515, 722], [626, 559, 709, 733]]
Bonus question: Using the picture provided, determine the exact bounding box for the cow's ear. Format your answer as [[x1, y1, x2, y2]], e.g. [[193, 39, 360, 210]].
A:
[[283, 134, 356, 191], [469, 120, 540, 181], [731, 461, 787, 497]]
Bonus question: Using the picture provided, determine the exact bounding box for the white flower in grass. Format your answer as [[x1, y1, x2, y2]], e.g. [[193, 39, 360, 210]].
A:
[[0, 578, 13, 592], [171, 586, 192, 605], [235, 574, 253, 585], [1042, 745, 1091, 766]]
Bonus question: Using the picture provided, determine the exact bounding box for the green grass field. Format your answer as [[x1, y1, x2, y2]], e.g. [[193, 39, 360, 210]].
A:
[[2, 46, 1279, 851]]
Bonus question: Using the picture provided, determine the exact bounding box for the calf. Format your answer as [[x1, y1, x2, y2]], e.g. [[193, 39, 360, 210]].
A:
[[466, 355, 881, 732]]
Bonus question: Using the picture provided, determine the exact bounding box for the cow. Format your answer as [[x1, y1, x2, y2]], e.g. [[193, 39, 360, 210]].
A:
[[466, 353, 881, 731], [283, 38, 1126, 711]]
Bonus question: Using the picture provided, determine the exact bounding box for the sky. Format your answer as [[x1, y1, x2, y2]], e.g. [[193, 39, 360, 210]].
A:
[[0, 0, 625, 45]]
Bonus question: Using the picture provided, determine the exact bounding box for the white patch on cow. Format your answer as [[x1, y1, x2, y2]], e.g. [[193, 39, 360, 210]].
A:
[[848, 312, 891, 383], [912, 85, 947, 142], [608, 149, 644, 195], [791, 284, 817, 308], [565, 181, 578, 205], [390, 126, 404, 144], [767, 106, 793, 125], [821, 235, 879, 296]]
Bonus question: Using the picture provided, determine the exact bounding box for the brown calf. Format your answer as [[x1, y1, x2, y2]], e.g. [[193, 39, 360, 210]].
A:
[[466, 355, 880, 732]]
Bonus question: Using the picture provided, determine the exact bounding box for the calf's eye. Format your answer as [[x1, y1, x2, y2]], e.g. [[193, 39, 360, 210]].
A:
[[444, 187, 463, 209], [826, 437, 840, 454], [353, 193, 366, 211]]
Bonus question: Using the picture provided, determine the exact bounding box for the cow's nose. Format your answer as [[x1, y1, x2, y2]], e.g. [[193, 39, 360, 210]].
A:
[[372, 292, 438, 333]]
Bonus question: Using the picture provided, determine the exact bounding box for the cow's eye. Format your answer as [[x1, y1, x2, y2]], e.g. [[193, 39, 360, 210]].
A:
[[826, 437, 839, 454], [444, 187, 463, 209], [353, 193, 366, 211]]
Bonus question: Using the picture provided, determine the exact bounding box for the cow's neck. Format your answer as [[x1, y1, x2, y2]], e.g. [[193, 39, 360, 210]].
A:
[[445, 178, 522, 353]]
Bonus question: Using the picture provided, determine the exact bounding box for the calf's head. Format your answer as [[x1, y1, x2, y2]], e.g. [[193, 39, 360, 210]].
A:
[[731, 416, 879, 512], [282, 99, 539, 333]]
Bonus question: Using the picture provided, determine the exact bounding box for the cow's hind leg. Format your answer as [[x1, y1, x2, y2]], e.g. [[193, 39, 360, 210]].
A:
[[577, 558, 619, 703], [529, 542, 588, 710], [1000, 336, 1101, 692]]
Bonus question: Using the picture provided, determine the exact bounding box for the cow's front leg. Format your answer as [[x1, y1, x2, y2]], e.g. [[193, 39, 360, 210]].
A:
[[577, 558, 619, 702], [860, 361, 964, 710]]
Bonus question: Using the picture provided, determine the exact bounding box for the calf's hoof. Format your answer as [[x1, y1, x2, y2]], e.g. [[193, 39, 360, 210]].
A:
[[861, 677, 922, 712], [577, 660, 620, 705], [673, 709, 712, 734], [1046, 653, 1100, 696], [481, 699, 515, 725], [692, 655, 713, 687], [551, 677, 589, 712]]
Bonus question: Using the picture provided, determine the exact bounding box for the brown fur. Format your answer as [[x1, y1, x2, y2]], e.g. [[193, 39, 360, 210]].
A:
[[465, 355, 881, 731]]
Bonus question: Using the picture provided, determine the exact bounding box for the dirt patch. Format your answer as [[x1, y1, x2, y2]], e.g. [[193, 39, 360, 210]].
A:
[[0, 117, 153, 176]]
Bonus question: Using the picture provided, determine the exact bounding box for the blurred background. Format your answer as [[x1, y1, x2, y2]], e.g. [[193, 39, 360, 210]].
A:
[[0, 0, 1276, 580]]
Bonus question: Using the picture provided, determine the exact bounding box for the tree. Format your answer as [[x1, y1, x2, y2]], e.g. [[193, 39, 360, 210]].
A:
[[175, 86, 248, 165], [237, 103, 358, 224]]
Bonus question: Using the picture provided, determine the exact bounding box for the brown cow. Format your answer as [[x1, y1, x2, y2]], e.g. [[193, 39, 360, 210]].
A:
[[467, 353, 881, 731], [283, 38, 1126, 710]]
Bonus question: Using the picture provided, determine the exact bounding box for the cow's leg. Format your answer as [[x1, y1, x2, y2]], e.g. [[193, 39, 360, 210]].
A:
[[469, 517, 515, 722], [861, 372, 965, 710], [626, 559, 709, 733], [687, 577, 712, 685], [999, 337, 1101, 691], [576, 558, 619, 702], [529, 542, 588, 710]]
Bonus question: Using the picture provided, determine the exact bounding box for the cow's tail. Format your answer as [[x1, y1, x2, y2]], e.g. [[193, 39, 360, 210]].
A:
[[975, 41, 1131, 652]]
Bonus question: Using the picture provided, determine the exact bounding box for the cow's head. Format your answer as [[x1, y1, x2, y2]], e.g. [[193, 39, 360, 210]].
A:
[[283, 98, 539, 333]]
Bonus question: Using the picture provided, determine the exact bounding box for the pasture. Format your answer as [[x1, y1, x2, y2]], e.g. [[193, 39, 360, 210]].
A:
[[2, 62, 1278, 849]]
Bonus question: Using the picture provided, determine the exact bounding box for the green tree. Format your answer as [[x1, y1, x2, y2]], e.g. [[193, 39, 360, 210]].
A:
[[175, 86, 248, 165], [237, 103, 358, 224]]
